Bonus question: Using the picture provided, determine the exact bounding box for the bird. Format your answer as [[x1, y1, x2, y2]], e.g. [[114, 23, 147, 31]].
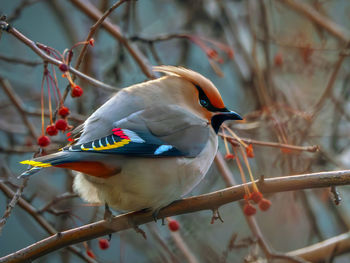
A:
[[20, 66, 242, 216]]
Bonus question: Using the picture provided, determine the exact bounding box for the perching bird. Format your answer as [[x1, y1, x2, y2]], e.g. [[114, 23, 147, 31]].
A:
[[20, 66, 242, 214]]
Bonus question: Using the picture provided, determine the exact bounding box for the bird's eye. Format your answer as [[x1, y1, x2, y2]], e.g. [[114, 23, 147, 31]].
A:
[[200, 99, 209, 108]]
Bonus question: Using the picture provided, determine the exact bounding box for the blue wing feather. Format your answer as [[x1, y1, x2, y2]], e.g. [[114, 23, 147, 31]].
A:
[[62, 128, 186, 157]]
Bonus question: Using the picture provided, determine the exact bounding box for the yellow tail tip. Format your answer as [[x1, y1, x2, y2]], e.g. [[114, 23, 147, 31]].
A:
[[20, 160, 52, 168]]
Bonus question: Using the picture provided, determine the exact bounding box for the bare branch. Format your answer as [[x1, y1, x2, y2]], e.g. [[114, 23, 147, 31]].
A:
[[2, 170, 350, 262], [0, 21, 118, 92], [0, 54, 42, 66], [74, 0, 128, 74], [277, 0, 350, 43], [0, 178, 28, 234], [69, 0, 154, 79], [0, 182, 97, 263], [0, 78, 38, 140], [288, 231, 350, 262]]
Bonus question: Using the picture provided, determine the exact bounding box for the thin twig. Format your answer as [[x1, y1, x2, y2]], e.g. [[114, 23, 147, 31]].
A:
[[0, 78, 38, 139], [69, 0, 154, 79], [215, 152, 308, 263], [0, 178, 28, 234], [218, 133, 319, 153], [7, 0, 43, 22], [146, 224, 181, 263], [2, 169, 350, 262], [0, 181, 97, 263], [38, 192, 78, 214], [0, 54, 42, 66], [311, 54, 346, 118], [74, 0, 128, 74], [0, 21, 118, 92], [277, 0, 350, 43], [288, 231, 350, 262]]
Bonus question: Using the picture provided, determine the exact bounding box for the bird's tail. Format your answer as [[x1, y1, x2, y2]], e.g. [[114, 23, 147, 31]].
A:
[[20, 151, 118, 178], [19, 166, 43, 178], [19, 151, 74, 178]]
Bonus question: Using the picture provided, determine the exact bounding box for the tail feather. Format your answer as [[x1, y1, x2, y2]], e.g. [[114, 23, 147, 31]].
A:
[[20, 151, 119, 178], [19, 166, 43, 178], [20, 152, 73, 167], [19, 151, 74, 177]]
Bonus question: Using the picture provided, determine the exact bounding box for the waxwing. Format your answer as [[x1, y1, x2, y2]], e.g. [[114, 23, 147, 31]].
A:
[[20, 66, 242, 213]]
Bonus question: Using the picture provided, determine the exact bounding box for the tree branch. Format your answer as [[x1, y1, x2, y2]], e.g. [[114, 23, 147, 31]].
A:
[[1, 170, 350, 262], [0, 21, 118, 92], [288, 231, 350, 262], [277, 0, 350, 43], [0, 182, 97, 263], [69, 0, 154, 79]]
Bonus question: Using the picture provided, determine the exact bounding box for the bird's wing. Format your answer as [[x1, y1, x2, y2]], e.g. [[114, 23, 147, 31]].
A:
[[20, 106, 210, 178], [62, 105, 210, 158]]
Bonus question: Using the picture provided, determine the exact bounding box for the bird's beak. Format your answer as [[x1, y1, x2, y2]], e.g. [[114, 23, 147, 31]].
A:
[[211, 110, 243, 134]]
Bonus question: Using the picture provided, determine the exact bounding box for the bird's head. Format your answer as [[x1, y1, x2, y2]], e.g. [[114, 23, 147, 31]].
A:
[[153, 66, 242, 133]]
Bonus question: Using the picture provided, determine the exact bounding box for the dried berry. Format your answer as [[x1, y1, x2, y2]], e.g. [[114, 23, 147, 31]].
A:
[[59, 63, 68, 72], [246, 144, 254, 158], [98, 238, 110, 250], [206, 49, 218, 59], [227, 49, 234, 59], [58, 106, 70, 118], [37, 135, 50, 147], [274, 53, 283, 67], [168, 220, 180, 232], [86, 249, 96, 259], [71, 85, 83, 98], [250, 191, 263, 204], [243, 203, 256, 216], [224, 153, 235, 160], [55, 119, 68, 131], [46, 125, 58, 136], [259, 198, 271, 211]]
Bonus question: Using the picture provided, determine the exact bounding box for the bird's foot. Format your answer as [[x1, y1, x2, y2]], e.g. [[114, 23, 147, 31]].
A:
[[211, 207, 224, 224], [152, 199, 183, 222], [104, 203, 113, 222], [152, 208, 161, 222], [133, 225, 147, 240]]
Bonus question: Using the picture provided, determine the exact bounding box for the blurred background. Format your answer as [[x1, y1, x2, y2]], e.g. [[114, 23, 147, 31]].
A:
[[1, 0, 350, 262]]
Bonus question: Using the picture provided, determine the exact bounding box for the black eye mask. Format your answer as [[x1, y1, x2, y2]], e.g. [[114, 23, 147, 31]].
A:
[[195, 84, 229, 112]]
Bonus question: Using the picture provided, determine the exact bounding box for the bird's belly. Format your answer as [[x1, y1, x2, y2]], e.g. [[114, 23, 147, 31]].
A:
[[74, 135, 218, 211]]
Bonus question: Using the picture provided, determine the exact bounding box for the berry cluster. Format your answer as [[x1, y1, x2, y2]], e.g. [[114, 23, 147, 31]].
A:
[[243, 191, 271, 217], [36, 39, 94, 147]]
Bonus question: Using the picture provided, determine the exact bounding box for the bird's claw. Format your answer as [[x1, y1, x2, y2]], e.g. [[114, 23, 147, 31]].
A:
[[211, 207, 224, 224], [133, 225, 147, 240], [104, 203, 113, 222]]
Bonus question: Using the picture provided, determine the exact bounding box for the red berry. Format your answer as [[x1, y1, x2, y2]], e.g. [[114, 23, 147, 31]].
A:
[[227, 49, 234, 59], [37, 135, 50, 147], [243, 203, 256, 216], [86, 249, 96, 259], [206, 49, 218, 59], [46, 125, 58, 136], [89, 38, 95, 46], [55, 119, 68, 131], [301, 45, 313, 64], [71, 85, 83, 98], [224, 153, 235, 160], [250, 191, 263, 204], [168, 220, 180, 232], [58, 106, 70, 118], [59, 63, 68, 72], [259, 198, 271, 211], [246, 144, 254, 158], [274, 53, 283, 67], [98, 238, 110, 250]]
